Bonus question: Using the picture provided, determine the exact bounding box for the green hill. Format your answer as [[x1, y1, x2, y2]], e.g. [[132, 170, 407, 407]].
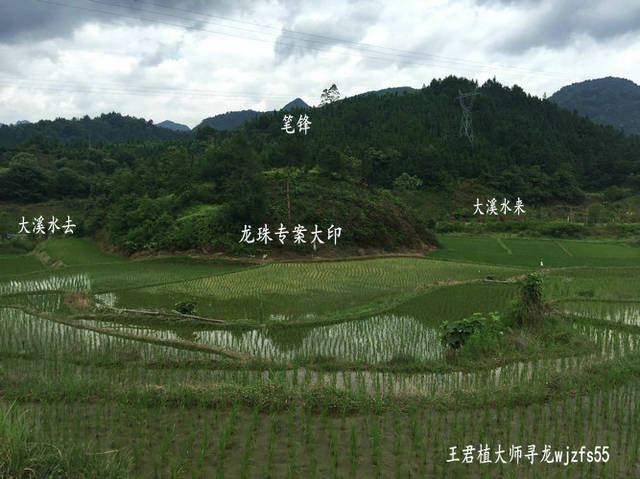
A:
[[550, 77, 640, 136], [0, 112, 190, 148], [2, 76, 640, 254]]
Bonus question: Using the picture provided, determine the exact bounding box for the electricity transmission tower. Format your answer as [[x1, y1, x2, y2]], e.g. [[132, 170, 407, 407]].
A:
[[455, 88, 479, 144]]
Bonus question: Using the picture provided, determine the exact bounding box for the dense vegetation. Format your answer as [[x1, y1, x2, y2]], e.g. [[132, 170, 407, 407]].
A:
[[1, 76, 639, 253], [550, 77, 640, 136], [0, 112, 188, 148], [196, 110, 264, 131]]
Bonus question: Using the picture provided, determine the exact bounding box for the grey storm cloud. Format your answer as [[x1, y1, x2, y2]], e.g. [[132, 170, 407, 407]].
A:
[[492, 0, 640, 53], [273, 1, 383, 61], [0, 0, 252, 44]]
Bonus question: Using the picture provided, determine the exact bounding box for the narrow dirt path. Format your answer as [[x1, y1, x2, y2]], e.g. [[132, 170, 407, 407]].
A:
[[6, 304, 257, 362]]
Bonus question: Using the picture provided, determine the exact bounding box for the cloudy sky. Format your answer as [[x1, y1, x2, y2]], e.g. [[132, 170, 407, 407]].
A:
[[1, 0, 639, 128]]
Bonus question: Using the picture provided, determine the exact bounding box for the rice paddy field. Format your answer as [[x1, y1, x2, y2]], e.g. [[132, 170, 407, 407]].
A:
[[1, 237, 639, 478]]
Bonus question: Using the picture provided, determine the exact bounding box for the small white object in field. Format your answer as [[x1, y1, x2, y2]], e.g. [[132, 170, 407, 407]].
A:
[[262, 253, 268, 259], [540, 259, 544, 266]]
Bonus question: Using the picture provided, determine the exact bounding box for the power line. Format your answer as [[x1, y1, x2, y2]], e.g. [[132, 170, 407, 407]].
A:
[[0, 76, 297, 101], [89, 0, 563, 78], [88, 0, 560, 78], [32, 0, 567, 81]]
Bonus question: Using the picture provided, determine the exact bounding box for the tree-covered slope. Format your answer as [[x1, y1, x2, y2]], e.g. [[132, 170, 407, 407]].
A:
[[157, 120, 191, 132], [550, 77, 640, 136], [2, 76, 640, 254], [195, 110, 265, 131], [0, 112, 190, 148], [245, 76, 640, 194]]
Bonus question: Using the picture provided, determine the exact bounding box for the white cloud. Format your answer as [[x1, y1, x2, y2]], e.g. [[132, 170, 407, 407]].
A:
[[0, 0, 638, 127]]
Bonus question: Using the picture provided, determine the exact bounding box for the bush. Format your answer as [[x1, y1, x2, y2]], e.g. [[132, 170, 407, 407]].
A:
[[538, 221, 585, 238], [440, 312, 503, 350], [0, 238, 36, 254], [393, 172, 423, 190], [511, 273, 545, 327], [174, 301, 196, 315], [586, 203, 607, 225]]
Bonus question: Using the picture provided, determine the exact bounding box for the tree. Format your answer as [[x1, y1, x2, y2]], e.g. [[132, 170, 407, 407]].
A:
[[195, 125, 218, 142], [586, 203, 606, 225], [393, 172, 423, 190], [320, 84, 340, 105], [317, 146, 342, 176], [0, 153, 49, 202]]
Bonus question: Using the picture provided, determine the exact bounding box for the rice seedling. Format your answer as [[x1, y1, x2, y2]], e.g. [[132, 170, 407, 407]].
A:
[[1, 238, 639, 477], [432, 235, 640, 268]]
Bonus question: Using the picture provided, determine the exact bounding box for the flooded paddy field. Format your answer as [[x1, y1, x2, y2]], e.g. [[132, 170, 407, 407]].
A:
[[1, 239, 639, 477]]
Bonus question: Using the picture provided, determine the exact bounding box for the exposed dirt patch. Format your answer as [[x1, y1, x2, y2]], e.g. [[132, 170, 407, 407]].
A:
[[63, 290, 91, 312]]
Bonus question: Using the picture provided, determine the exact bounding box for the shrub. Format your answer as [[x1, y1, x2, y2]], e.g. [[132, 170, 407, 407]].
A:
[[538, 221, 585, 238], [440, 312, 503, 350], [0, 238, 36, 254], [393, 172, 423, 190], [511, 273, 545, 327], [174, 301, 196, 315], [586, 203, 606, 225]]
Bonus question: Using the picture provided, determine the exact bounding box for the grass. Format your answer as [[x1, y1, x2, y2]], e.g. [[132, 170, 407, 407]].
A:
[[0, 254, 48, 278], [37, 238, 127, 265], [0, 402, 131, 478]]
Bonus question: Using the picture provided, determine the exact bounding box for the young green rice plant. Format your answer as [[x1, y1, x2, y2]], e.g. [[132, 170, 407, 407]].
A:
[[349, 423, 357, 478], [158, 421, 174, 473], [328, 420, 338, 479], [216, 404, 240, 478], [286, 407, 298, 479], [369, 415, 381, 469], [240, 406, 260, 479], [265, 413, 279, 479], [392, 407, 405, 479], [308, 419, 318, 479]]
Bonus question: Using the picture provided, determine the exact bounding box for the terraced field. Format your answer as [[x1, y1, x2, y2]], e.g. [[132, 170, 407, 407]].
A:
[[1, 238, 639, 477], [116, 258, 526, 319], [432, 234, 640, 267]]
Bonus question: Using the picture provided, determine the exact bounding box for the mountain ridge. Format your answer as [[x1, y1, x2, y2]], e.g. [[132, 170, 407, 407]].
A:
[[550, 77, 640, 135], [157, 120, 190, 132]]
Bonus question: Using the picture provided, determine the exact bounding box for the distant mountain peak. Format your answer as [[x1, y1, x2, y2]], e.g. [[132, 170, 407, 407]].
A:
[[195, 98, 310, 130], [282, 98, 310, 110], [157, 120, 190, 132], [195, 109, 264, 131]]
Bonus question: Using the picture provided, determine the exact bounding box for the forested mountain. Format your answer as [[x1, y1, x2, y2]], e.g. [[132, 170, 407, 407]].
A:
[[157, 120, 190, 132], [0, 113, 189, 148], [365, 86, 417, 96], [2, 75, 639, 254], [195, 98, 310, 130], [244, 76, 640, 197], [195, 110, 264, 131], [550, 77, 640, 135]]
